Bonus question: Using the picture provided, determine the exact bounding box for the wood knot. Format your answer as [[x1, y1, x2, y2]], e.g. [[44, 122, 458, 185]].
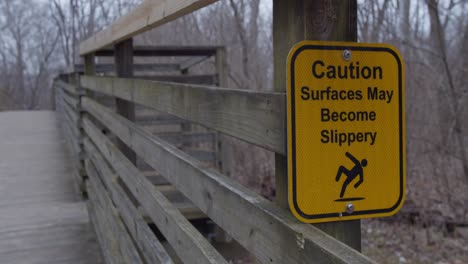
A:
[[305, 0, 336, 37]]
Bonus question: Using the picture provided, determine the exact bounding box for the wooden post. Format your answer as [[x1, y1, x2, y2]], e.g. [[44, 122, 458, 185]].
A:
[[215, 47, 228, 88], [114, 39, 137, 164], [76, 54, 97, 196], [84, 55, 96, 76], [180, 56, 192, 151], [215, 47, 228, 172], [273, 0, 361, 251], [213, 47, 232, 243], [51, 79, 56, 111]]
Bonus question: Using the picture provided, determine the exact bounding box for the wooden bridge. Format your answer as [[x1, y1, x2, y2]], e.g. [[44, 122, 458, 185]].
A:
[[0, 1, 378, 263], [0, 111, 101, 263]]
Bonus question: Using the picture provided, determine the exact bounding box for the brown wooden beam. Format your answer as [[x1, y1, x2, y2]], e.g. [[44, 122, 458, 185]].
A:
[[74, 63, 180, 73], [273, 0, 361, 251], [95, 45, 220, 57], [114, 39, 137, 164]]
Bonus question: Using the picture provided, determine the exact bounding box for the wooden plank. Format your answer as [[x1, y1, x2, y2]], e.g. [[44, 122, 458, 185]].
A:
[[135, 74, 217, 85], [55, 80, 79, 96], [81, 97, 375, 264], [157, 131, 215, 145], [215, 47, 227, 87], [79, 54, 97, 196], [80, 76, 286, 154], [114, 39, 137, 164], [61, 90, 79, 110], [215, 47, 227, 172], [144, 172, 171, 186], [180, 56, 211, 71], [75, 63, 181, 73], [87, 172, 144, 264], [55, 88, 65, 109], [61, 123, 81, 159], [82, 117, 228, 264], [60, 106, 80, 141], [93, 45, 220, 57], [62, 101, 79, 129], [136, 114, 183, 126], [86, 159, 173, 264], [0, 111, 101, 264], [86, 159, 174, 264], [51, 80, 57, 110], [186, 149, 216, 162], [89, 197, 126, 264], [79, 0, 218, 55], [87, 200, 118, 264]]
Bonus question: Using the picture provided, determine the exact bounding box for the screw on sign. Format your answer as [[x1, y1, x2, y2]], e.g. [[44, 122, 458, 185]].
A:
[[287, 41, 406, 223]]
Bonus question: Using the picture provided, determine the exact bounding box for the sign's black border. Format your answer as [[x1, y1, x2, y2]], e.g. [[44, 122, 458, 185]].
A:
[[290, 45, 404, 220]]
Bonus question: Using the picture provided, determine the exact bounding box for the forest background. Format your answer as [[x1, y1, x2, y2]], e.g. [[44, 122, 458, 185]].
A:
[[0, 0, 466, 263]]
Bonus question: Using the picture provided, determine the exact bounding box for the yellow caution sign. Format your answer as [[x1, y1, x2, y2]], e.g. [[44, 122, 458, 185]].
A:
[[287, 41, 406, 223]]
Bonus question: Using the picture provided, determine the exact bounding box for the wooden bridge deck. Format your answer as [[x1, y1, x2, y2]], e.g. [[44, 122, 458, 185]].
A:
[[0, 111, 101, 264]]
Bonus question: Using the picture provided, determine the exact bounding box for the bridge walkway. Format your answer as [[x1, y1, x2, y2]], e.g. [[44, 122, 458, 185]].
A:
[[0, 111, 101, 264]]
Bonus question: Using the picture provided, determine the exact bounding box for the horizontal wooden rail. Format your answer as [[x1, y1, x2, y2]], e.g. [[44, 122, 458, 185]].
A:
[[79, 0, 218, 55], [85, 159, 173, 264], [180, 56, 212, 71], [86, 171, 145, 264], [94, 46, 220, 57], [55, 80, 79, 96], [60, 90, 79, 110], [81, 96, 375, 264], [135, 74, 217, 85], [157, 131, 215, 145], [82, 116, 228, 264], [74, 63, 181, 73], [87, 196, 120, 263], [81, 76, 285, 154], [62, 123, 80, 156], [62, 100, 79, 126], [136, 116, 185, 126]]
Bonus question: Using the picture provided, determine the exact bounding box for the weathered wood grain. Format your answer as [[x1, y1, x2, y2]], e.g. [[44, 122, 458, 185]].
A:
[[55, 80, 79, 96], [180, 56, 212, 71], [81, 97, 375, 264], [272, 0, 361, 250], [135, 74, 217, 85], [86, 166, 145, 264], [75, 63, 181, 73], [79, 1, 219, 55], [87, 200, 118, 264], [62, 101, 80, 129], [0, 111, 101, 264], [155, 131, 215, 146], [61, 90, 79, 110], [82, 116, 228, 264], [94, 46, 220, 57], [114, 39, 137, 164], [84, 156, 173, 264], [81, 76, 286, 154], [62, 113, 80, 142], [61, 122, 81, 159], [136, 114, 184, 126]]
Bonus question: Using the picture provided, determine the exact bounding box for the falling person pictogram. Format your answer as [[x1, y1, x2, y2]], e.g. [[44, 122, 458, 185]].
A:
[[335, 152, 367, 199]]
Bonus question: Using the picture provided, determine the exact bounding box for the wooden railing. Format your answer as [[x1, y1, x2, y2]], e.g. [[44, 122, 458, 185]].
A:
[[53, 0, 375, 263], [54, 72, 374, 264]]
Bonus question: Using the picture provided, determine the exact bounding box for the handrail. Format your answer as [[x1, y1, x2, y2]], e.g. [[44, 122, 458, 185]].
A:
[[62, 0, 372, 261], [53, 73, 376, 264], [81, 96, 375, 264], [80, 75, 286, 154], [79, 0, 218, 55]]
